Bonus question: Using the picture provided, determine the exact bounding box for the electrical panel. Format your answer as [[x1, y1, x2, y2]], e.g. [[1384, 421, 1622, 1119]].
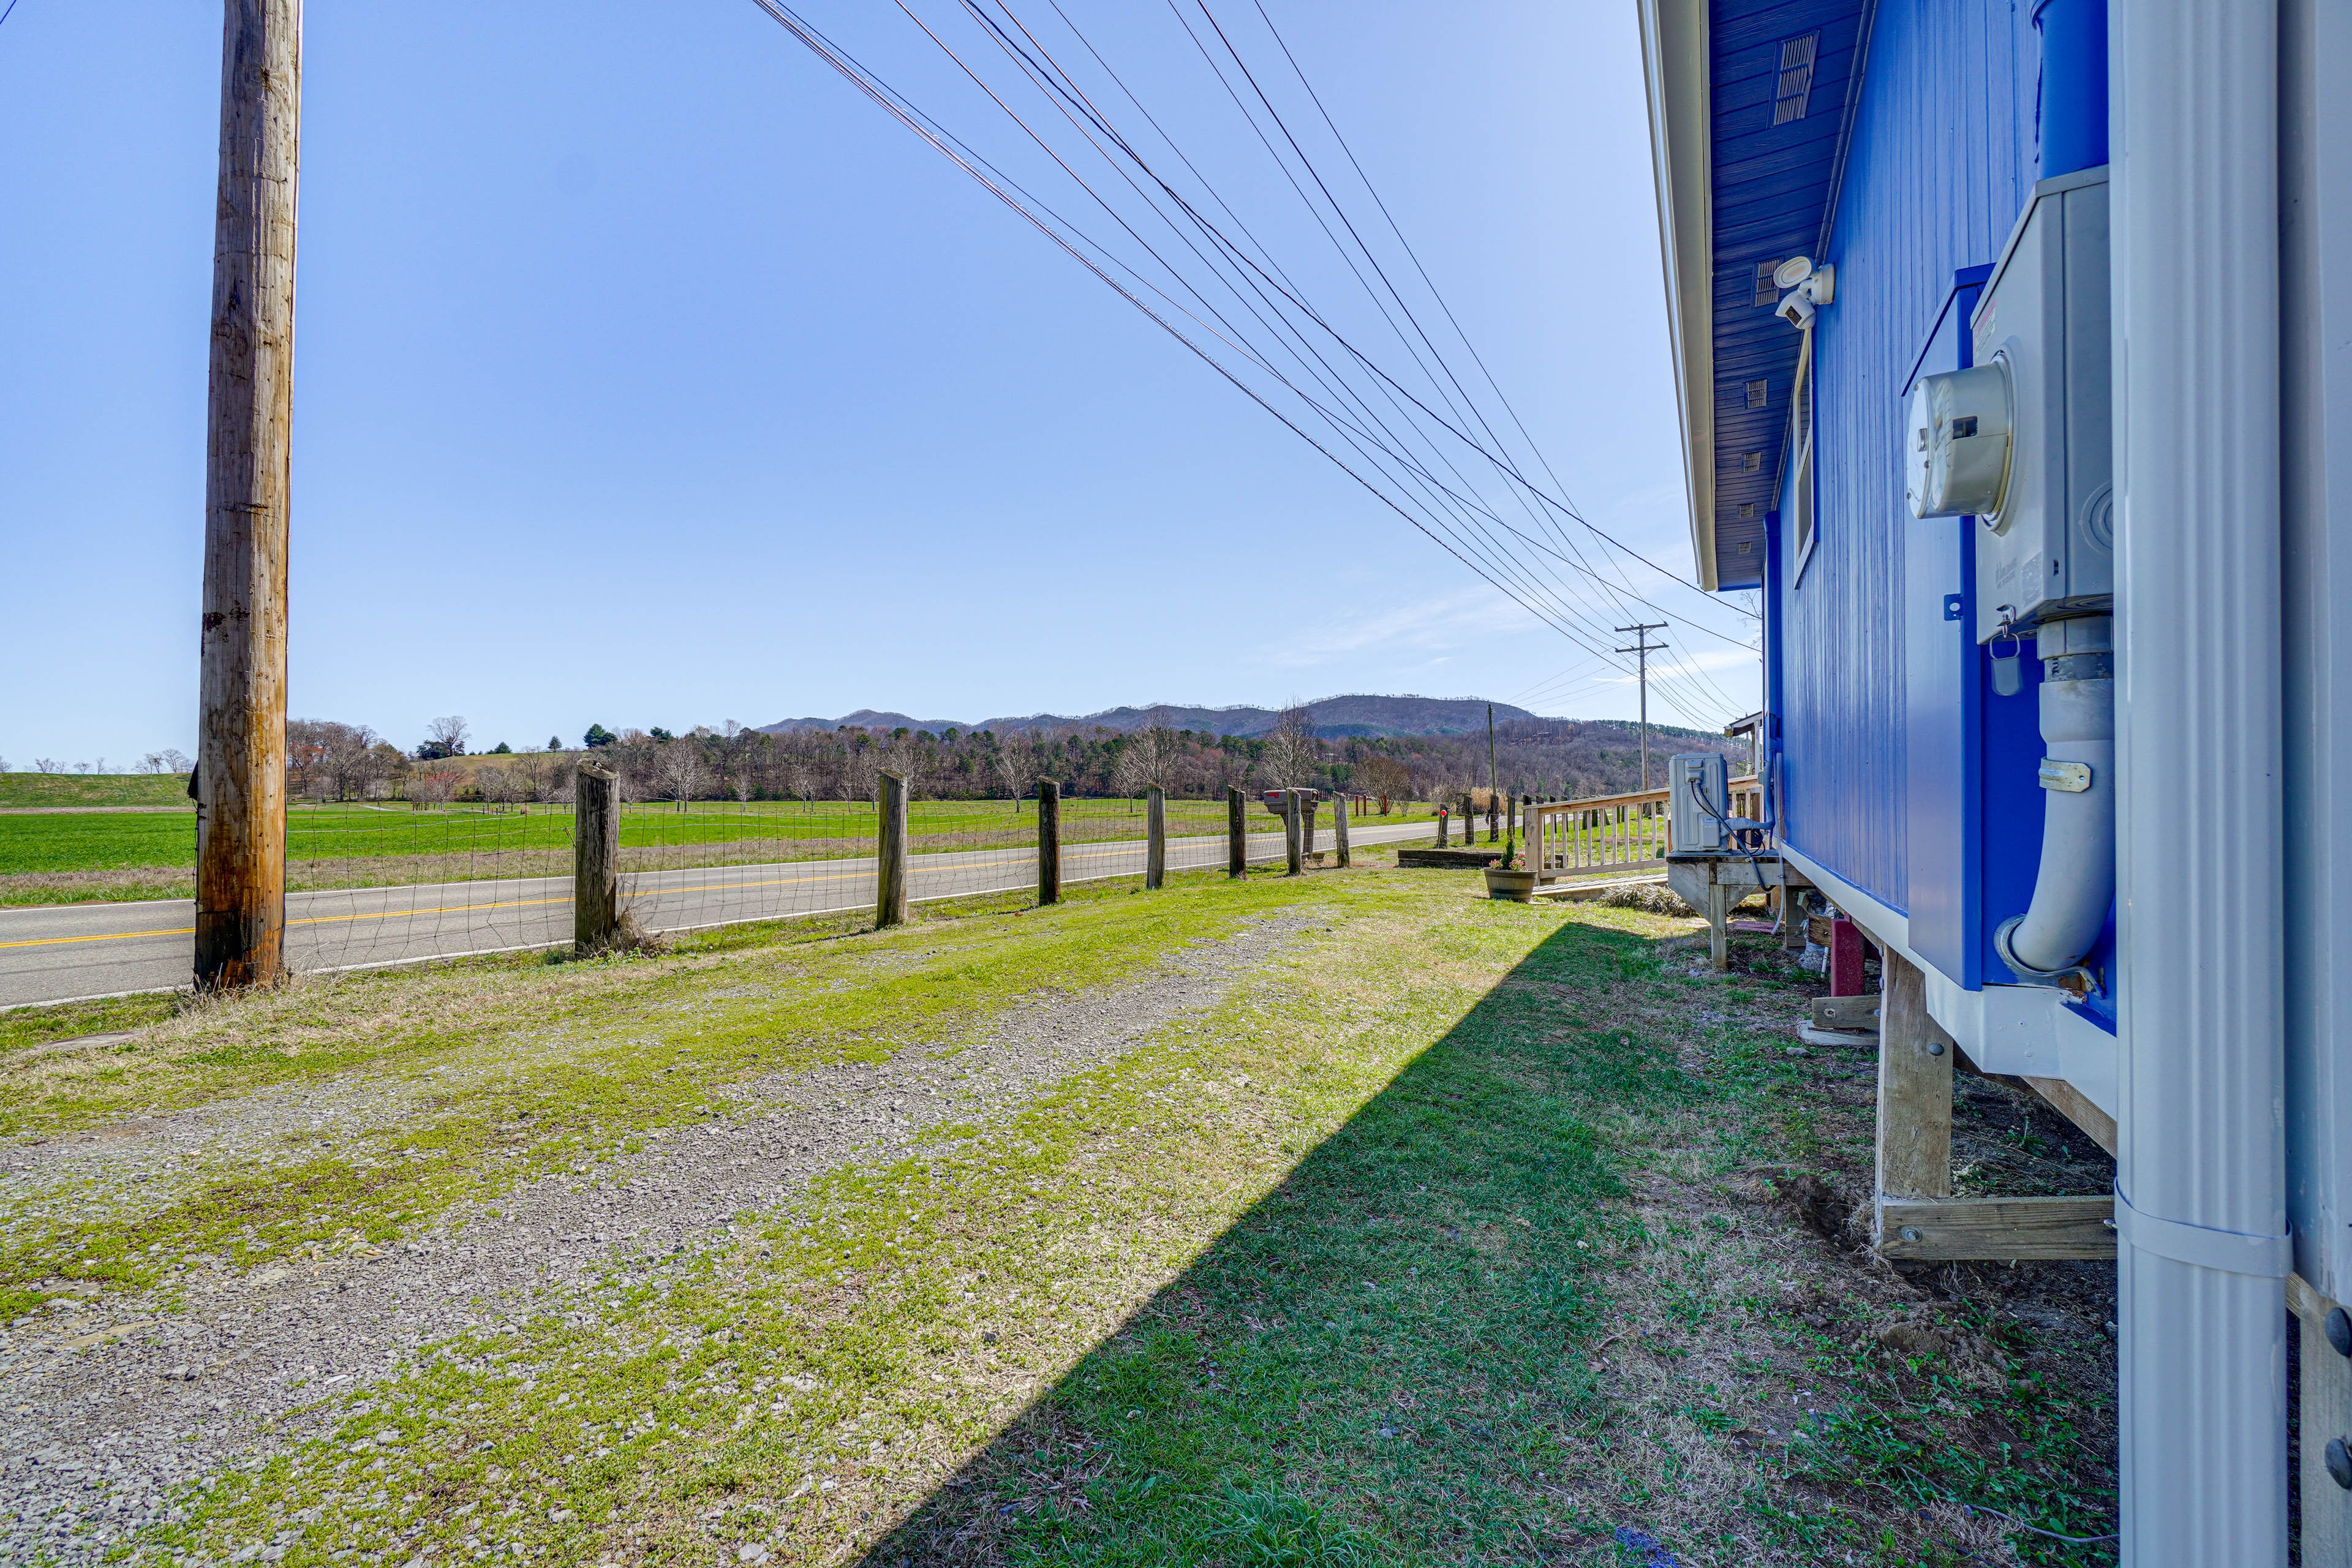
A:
[[1968, 165, 2114, 642], [1668, 753, 1728, 856]]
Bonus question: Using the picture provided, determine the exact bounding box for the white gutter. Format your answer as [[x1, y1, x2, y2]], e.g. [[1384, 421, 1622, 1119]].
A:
[[1637, 0, 1716, 590], [2113, 2, 2291, 1561]]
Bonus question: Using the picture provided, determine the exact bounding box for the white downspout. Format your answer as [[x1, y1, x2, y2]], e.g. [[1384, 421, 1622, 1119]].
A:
[[2113, 2, 2291, 1563]]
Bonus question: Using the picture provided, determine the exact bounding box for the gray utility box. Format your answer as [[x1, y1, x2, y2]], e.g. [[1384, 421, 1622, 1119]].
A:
[[1667, 753, 1729, 856], [1970, 165, 2114, 643]]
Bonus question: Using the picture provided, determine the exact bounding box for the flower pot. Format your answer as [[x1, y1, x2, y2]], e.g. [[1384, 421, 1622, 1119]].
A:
[[1484, 867, 1537, 902]]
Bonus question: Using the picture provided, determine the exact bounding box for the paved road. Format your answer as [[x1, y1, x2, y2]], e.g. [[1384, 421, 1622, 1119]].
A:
[[0, 820, 1439, 1009]]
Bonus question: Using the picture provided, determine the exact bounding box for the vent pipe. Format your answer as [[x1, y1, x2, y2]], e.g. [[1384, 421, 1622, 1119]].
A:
[[2034, 0, 2109, 178], [2113, 1, 2290, 1562]]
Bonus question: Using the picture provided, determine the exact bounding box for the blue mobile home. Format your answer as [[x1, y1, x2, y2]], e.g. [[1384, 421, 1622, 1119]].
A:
[[1641, 1, 2352, 1561]]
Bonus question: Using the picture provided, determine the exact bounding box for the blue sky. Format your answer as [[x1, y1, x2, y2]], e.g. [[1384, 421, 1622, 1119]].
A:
[[0, 0, 1757, 765]]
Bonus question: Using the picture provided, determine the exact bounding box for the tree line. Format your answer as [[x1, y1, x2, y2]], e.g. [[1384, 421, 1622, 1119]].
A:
[[281, 707, 1744, 808]]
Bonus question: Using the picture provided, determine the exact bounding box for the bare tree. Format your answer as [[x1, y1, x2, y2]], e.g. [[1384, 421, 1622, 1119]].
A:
[[840, 735, 881, 804], [407, 769, 460, 809], [162, 747, 192, 774], [1261, 701, 1320, 787], [655, 742, 706, 810], [476, 766, 517, 807], [422, 715, 470, 759], [990, 730, 1035, 810], [33, 758, 59, 774]]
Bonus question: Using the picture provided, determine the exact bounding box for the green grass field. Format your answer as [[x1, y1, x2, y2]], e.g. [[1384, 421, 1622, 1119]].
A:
[[0, 797, 1438, 905], [1, 863, 2116, 1565], [0, 772, 193, 809]]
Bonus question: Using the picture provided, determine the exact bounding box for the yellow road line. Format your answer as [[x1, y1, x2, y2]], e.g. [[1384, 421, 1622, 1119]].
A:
[[0, 846, 1173, 951]]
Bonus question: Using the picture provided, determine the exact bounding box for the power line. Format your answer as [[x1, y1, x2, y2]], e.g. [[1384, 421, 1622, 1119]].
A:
[[747, 0, 1755, 720]]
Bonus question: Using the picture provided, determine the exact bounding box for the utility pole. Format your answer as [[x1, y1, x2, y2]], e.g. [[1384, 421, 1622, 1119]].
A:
[[1615, 622, 1668, 792], [194, 0, 302, 989]]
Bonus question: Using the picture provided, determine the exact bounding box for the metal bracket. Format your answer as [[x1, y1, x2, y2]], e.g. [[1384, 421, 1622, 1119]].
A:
[[2037, 758, 2093, 792]]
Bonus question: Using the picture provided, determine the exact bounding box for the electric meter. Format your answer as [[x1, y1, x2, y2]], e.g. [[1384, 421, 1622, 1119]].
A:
[[1906, 361, 2013, 520]]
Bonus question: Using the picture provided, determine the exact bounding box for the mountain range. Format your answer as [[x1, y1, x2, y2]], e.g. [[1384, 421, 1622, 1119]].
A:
[[763, 695, 1557, 740]]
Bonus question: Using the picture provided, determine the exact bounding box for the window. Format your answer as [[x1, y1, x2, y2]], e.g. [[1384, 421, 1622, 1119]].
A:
[[1790, 328, 1818, 578], [1774, 34, 1820, 126], [1754, 261, 1781, 306]]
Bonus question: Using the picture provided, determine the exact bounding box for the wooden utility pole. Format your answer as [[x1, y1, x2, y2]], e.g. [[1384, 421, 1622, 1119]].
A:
[[1614, 622, 1668, 793], [195, 0, 303, 989]]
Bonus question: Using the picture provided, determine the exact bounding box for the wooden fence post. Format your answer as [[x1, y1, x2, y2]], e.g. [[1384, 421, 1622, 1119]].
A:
[[1872, 949, 1954, 1245], [1284, 790, 1304, 875], [1435, 805, 1449, 848], [1303, 793, 1319, 861], [1333, 791, 1351, 867], [875, 769, 909, 927], [1037, 780, 1061, 905], [1145, 784, 1166, 889], [1226, 785, 1246, 878], [574, 762, 620, 957]]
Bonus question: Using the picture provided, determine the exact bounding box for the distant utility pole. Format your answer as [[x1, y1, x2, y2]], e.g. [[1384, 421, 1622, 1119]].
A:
[[1615, 622, 1668, 792], [194, 0, 302, 989]]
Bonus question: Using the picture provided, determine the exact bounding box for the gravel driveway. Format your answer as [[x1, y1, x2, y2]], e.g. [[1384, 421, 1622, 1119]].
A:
[[0, 913, 1320, 1564]]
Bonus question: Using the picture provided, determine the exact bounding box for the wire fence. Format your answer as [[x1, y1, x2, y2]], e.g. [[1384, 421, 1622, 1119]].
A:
[[0, 761, 1444, 1007], [268, 778, 1443, 976]]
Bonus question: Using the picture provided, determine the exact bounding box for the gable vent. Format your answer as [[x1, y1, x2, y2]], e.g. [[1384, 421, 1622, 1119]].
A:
[[1773, 33, 1819, 126], [1746, 379, 1769, 409], [1739, 503, 1757, 521], [1743, 451, 1763, 473], [1754, 261, 1781, 306]]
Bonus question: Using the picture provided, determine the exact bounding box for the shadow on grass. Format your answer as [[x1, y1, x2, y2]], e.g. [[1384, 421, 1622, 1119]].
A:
[[858, 913, 1699, 1567]]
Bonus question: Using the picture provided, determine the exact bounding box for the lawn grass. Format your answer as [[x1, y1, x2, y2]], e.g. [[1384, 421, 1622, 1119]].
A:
[[12, 864, 2113, 1566], [0, 773, 193, 809], [0, 798, 1437, 905]]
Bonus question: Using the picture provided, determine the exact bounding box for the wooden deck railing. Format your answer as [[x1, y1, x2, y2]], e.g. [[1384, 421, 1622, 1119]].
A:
[[1521, 775, 1762, 880]]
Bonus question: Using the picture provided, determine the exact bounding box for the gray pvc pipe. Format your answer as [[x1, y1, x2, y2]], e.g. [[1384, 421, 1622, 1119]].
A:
[[2002, 624, 2115, 977]]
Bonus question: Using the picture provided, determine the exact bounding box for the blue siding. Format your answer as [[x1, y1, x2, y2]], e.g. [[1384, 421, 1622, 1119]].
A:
[[1773, 0, 2038, 916]]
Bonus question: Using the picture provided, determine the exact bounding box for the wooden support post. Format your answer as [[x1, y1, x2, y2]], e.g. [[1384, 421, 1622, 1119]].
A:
[[1875, 1196, 2114, 1260], [2290, 1273, 2352, 1564], [573, 762, 620, 957], [194, 0, 302, 990], [1332, 791, 1351, 868], [1036, 780, 1061, 905], [1706, 881, 1731, 971], [1872, 949, 1954, 1245], [1144, 785, 1166, 889], [1830, 915, 1867, 995], [1226, 785, 1246, 878], [875, 769, 909, 927], [1435, 806, 1449, 848], [1303, 794, 1319, 861], [1284, 790, 1303, 875]]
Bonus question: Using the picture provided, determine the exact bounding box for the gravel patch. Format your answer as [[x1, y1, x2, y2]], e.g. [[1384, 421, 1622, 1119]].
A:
[[0, 911, 1324, 1562]]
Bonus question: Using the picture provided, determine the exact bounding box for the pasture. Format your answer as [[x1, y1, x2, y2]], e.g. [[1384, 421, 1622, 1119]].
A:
[[0, 796, 1436, 905]]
